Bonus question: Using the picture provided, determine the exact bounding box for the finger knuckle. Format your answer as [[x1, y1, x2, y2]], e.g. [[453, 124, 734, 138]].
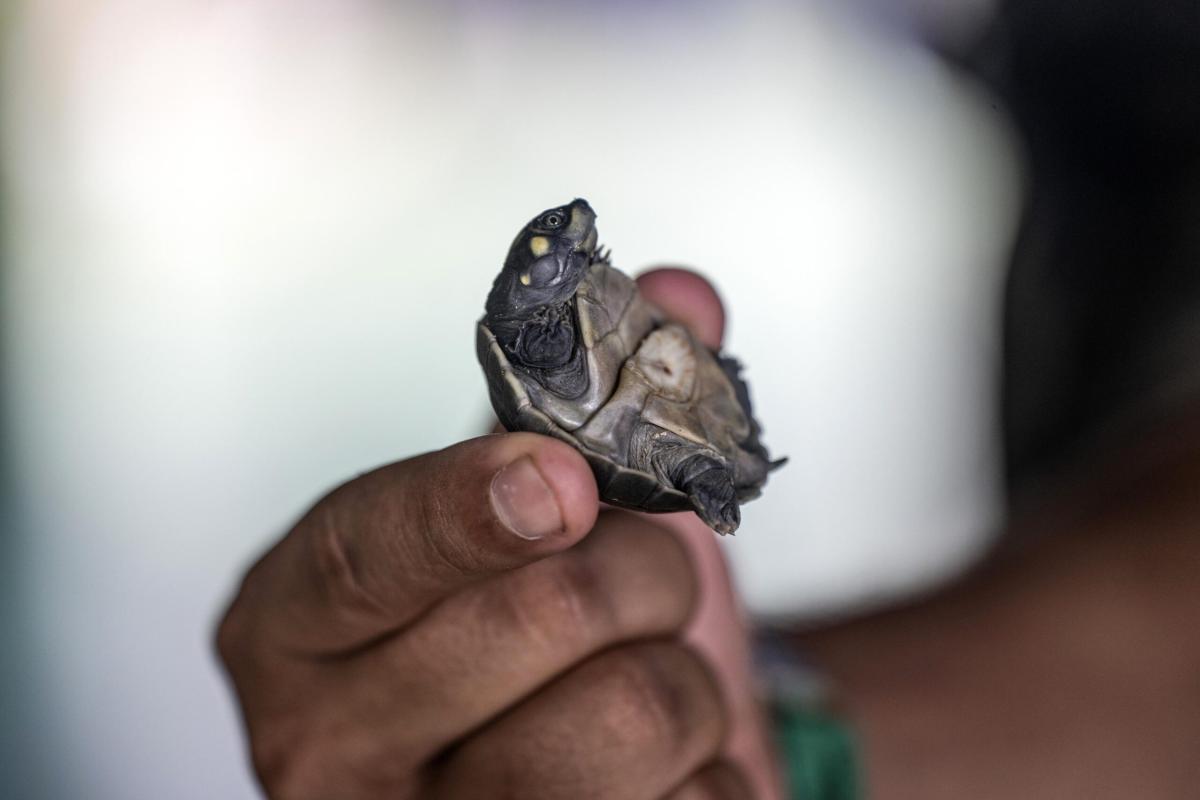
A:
[[419, 493, 489, 577], [308, 503, 388, 623], [672, 761, 749, 800], [214, 558, 273, 666], [249, 723, 314, 800], [595, 517, 700, 629], [214, 603, 248, 666], [251, 713, 421, 800], [491, 554, 616, 650], [603, 644, 720, 753]]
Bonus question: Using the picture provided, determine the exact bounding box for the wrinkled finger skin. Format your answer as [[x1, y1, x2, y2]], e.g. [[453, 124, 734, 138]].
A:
[[223, 510, 720, 796], [216, 457, 730, 799], [295, 512, 701, 782], [430, 641, 728, 800]]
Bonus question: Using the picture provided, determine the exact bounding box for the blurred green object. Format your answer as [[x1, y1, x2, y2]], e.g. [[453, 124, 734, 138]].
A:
[[773, 704, 861, 800]]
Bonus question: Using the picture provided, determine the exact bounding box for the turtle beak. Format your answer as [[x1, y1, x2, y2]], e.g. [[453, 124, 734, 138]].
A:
[[578, 226, 598, 258], [565, 199, 598, 259]]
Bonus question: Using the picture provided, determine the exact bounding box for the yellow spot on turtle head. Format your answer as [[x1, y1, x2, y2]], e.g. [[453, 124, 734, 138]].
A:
[[519, 273, 531, 285], [529, 236, 550, 257]]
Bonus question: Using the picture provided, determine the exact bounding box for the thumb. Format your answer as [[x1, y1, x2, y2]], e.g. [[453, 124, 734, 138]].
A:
[[636, 267, 726, 349]]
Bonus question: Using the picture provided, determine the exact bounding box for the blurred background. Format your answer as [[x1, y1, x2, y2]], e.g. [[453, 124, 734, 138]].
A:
[[2, 0, 1019, 797]]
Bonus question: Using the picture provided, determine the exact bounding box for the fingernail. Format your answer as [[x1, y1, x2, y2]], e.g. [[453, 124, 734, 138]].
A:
[[490, 457, 563, 540]]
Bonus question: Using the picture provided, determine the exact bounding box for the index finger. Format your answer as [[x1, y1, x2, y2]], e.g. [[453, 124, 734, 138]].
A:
[[220, 433, 599, 656]]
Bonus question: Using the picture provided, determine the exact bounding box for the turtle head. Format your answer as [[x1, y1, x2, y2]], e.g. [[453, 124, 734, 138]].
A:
[[486, 199, 599, 319]]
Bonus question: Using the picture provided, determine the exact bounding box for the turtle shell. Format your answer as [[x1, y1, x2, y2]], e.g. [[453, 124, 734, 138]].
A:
[[479, 200, 780, 533], [476, 321, 692, 512]]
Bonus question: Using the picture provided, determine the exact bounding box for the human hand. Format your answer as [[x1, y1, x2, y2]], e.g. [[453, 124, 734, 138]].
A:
[[216, 269, 782, 799]]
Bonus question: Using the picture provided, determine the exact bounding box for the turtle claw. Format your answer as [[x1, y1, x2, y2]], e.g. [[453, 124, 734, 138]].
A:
[[686, 467, 741, 535], [704, 501, 741, 536]]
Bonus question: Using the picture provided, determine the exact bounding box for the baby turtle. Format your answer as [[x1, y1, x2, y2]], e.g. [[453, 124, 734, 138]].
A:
[[477, 199, 782, 534]]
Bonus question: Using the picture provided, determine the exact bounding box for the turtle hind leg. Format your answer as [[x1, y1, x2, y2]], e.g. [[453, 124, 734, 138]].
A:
[[681, 459, 741, 535], [631, 423, 741, 534]]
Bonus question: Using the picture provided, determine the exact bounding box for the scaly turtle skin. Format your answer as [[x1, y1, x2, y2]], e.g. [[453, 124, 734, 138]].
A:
[[477, 199, 781, 534]]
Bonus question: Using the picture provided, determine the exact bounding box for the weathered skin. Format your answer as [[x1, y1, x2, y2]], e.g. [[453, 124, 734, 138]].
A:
[[479, 199, 780, 534]]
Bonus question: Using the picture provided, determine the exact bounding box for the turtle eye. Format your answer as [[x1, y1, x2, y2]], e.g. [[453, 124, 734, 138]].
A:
[[537, 210, 567, 230]]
